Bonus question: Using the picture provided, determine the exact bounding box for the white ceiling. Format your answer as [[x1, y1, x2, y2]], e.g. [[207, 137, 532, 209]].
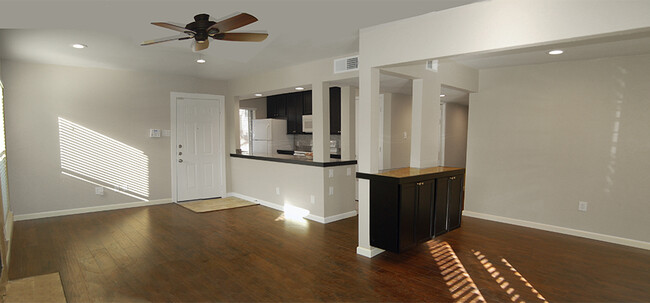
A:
[[0, 0, 480, 81], [452, 30, 650, 70]]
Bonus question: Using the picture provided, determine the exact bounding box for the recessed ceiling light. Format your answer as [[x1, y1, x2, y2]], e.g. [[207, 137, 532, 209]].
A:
[[196, 58, 206, 64], [440, 94, 446, 97], [295, 87, 305, 91], [254, 93, 263, 97], [548, 49, 564, 55], [72, 44, 87, 49]]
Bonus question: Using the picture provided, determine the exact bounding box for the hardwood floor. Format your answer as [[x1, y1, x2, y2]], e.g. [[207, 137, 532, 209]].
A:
[[9, 204, 650, 302]]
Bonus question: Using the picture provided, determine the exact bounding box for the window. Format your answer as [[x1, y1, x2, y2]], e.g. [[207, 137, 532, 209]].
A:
[[239, 108, 255, 152]]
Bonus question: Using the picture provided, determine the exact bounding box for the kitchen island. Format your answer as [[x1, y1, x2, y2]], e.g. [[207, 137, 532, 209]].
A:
[[229, 152, 358, 224], [357, 166, 465, 252]]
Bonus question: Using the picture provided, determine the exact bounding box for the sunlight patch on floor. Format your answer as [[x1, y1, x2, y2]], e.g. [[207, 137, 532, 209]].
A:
[[429, 241, 486, 303]]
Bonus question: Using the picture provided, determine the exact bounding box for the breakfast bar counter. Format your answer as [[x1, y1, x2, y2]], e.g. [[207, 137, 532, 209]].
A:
[[230, 152, 356, 167]]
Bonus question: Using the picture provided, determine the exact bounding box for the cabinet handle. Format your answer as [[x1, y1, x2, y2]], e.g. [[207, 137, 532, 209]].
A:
[[417, 182, 424, 186], [450, 176, 456, 180]]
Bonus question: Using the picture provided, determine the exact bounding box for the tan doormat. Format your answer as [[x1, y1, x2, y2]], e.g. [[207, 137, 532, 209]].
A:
[[5, 272, 67, 303], [178, 196, 258, 213]]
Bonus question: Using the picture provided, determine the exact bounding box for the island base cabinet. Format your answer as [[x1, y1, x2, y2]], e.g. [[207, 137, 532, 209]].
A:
[[433, 175, 464, 237], [368, 170, 464, 253]]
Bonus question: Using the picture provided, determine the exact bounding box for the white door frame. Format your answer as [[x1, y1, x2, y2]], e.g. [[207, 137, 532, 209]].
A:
[[170, 92, 227, 202]]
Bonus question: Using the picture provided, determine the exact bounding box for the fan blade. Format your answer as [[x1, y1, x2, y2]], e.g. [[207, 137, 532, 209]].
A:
[[193, 39, 209, 51], [207, 13, 258, 34], [152, 22, 195, 34], [141, 34, 192, 46], [213, 32, 268, 42]]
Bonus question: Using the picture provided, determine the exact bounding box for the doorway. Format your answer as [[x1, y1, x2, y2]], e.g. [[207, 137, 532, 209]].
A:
[[170, 92, 226, 202]]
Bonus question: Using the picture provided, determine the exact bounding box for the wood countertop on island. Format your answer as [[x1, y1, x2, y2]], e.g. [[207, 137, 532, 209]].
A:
[[356, 166, 464, 184]]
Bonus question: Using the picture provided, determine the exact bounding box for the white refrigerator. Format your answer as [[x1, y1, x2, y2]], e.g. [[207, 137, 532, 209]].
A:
[[252, 119, 294, 155]]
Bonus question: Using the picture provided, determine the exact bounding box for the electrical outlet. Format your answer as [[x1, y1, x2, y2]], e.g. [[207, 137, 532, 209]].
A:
[[95, 187, 104, 196], [329, 186, 334, 196], [276, 187, 280, 195], [310, 195, 315, 204], [329, 169, 334, 178], [578, 201, 588, 212]]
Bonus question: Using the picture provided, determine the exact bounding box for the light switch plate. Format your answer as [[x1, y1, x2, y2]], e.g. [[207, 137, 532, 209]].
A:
[[149, 129, 161, 138], [329, 169, 334, 178]]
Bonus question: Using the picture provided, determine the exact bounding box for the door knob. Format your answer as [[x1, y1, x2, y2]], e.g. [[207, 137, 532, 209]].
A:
[[178, 159, 183, 163]]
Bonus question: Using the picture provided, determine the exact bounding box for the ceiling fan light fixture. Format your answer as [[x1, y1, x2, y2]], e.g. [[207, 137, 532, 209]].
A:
[[72, 43, 87, 49], [196, 58, 206, 64]]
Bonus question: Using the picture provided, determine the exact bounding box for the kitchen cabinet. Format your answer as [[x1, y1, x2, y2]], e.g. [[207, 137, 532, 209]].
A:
[[266, 88, 339, 134], [357, 167, 465, 253], [303, 91, 312, 115], [330, 87, 341, 134], [267, 94, 287, 118], [286, 92, 303, 134], [433, 174, 463, 236]]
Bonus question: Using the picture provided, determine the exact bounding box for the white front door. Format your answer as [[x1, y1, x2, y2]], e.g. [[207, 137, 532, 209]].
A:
[[175, 96, 224, 201]]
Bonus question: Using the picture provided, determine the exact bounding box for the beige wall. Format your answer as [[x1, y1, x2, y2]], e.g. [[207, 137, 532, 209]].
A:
[[240, 97, 267, 119], [2, 60, 227, 215], [465, 53, 650, 243], [389, 93, 412, 169], [444, 103, 468, 168]]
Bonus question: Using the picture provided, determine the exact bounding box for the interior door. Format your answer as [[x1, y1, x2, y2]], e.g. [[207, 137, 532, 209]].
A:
[[176, 98, 222, 201]]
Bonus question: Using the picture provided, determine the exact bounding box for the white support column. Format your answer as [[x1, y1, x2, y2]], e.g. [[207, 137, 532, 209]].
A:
[[380, 93, 392, 170], [409, 75, 441, 168], [231, 96, 241, 153], [340, 86, 356, 161], [357, 67, 383, 258], [312, 82, 330, 162]]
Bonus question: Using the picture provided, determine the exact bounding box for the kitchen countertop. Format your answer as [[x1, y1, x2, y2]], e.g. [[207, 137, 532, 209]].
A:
[[356, 166, 465, 183], [230, 151, 357, 167]]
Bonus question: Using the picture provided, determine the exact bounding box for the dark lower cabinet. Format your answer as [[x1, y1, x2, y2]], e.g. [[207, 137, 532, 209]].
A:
[[365, 168, 464, 253], [433, 175, 463, 236]]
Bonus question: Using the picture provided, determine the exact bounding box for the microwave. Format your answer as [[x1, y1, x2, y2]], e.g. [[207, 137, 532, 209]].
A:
[[302, 115, 313, 133]]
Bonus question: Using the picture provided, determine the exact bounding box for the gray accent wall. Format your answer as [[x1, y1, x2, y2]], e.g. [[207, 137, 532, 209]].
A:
[[465, 53, 650, 243]]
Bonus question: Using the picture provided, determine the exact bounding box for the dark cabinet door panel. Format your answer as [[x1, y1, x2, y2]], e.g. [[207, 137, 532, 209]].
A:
[[303, 91, 312, 115], [329, 87, 341, 134], [433, 178, 449, 237], [398, 183, 417, 251], [447, 175, 463, 231], [416, 180, 434, 242], [370, 181, 400, 252]]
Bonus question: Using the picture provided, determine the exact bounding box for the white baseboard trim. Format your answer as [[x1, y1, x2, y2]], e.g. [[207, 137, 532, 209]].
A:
[[323, 210, 358, 223], [228, 192, 358, 224], [463, 211, 650, 251], [14, 198, 173, 221], [357, 246, 385, 258]]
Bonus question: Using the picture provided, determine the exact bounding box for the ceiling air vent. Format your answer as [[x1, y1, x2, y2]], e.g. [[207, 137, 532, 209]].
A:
[[426, 60, 438, 72], [334, 56, 359, 73]]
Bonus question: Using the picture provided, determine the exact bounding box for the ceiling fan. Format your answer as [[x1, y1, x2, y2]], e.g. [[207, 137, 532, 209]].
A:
[[141, 13, 268, 51]]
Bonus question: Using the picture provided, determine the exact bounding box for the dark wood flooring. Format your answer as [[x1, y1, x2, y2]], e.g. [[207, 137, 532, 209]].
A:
[[9, 204, 650, 302]]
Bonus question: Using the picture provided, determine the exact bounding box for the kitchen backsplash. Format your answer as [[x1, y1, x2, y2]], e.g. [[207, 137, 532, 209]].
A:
[[294, 134, 341, 153]]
